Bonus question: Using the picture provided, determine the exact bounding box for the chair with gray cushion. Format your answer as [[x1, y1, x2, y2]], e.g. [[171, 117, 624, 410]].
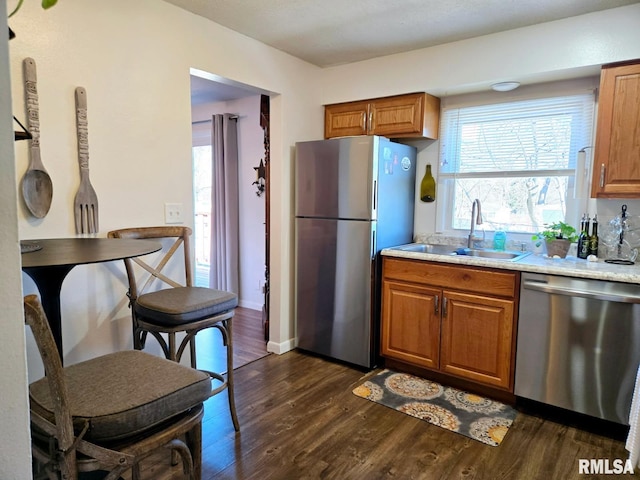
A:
[[25, 294, 209, 480], [107, 226, 239, 431]]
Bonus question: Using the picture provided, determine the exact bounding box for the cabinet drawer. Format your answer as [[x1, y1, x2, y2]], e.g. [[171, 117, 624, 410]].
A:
[[383, 257, 517, 298]]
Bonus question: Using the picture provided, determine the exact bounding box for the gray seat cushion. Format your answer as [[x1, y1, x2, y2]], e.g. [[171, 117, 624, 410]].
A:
[[135, 286, 238, 326], [29, 350, 211, 442]]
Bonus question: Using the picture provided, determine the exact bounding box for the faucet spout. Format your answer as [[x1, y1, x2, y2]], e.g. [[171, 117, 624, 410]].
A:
[[468, 199, 483, 248]]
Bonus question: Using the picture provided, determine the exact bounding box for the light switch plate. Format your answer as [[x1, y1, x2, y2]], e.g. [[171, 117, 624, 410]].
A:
[[164, 203, 184, 224]]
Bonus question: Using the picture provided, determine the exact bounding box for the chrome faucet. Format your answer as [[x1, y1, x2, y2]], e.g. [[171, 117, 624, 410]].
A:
[[467, 199, 484, 248]]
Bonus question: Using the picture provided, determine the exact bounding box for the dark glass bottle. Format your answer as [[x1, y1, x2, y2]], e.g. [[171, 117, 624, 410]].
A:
[[577, 214, 590, 259], [589, 214, 599, 257], [420, 164, 436, 203]]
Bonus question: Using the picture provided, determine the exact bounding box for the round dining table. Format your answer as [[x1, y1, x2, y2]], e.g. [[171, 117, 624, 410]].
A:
[[21, 237, 161, 361]]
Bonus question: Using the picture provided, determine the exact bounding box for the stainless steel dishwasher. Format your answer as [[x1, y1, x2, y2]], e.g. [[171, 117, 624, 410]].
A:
[[515, 272, 640, 425]]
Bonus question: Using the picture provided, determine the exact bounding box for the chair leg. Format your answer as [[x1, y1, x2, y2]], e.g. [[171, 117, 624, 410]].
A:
[[224, 318, 240, 432], [164, 439, 194, 478], [189, 336, 197, 369], [133, 324, 143, 350], [132, 462, 142, 480], [168, 332, 177, 362], [185, 421, 202, 480]]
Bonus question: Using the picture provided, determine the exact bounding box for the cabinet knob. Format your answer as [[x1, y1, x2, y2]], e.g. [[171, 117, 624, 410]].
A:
[[434, 295, 439, 315], [600, 164, 605, 188]]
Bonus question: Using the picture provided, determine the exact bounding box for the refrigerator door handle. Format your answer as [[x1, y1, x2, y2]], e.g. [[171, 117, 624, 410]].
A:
[[372, 180, 377, 213], [371, 229, 376, 260]]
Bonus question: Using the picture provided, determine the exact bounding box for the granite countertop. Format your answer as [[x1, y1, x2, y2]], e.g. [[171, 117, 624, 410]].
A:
[[381, 243, 640, 285]]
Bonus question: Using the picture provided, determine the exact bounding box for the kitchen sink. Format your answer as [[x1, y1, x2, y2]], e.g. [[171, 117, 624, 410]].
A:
[[389, 243, 531, 262], [391, 243, 455, 255], [458, 248, 531, 261]]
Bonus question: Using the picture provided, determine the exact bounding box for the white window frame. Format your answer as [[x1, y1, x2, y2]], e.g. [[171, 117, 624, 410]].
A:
[[434, 82, 596, 241]]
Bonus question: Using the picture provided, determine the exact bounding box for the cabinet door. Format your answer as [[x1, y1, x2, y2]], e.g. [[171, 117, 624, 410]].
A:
[[324, 101, 369, 138], [440, 290, 515, 389], [591, 62, 640, 198], [381, 280, 441, 369], [370, 92, 440, 139], [370, 94, 423, 137]]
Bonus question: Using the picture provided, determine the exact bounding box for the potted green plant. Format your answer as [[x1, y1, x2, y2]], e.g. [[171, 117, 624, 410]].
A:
[[8, 1, 58, 39], [9, 0, 58, 19], [532, 221, 578, 258]]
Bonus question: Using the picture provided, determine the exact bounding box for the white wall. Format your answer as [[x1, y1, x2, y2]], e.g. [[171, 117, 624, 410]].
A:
[[191, 96, 266, 310], [0, 0, 31, 477]]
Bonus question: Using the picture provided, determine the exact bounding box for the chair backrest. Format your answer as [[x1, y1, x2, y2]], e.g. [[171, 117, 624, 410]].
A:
[[107, 226, 194, 302], [24, 295, 77, 467], [25, 295, 133, 477]]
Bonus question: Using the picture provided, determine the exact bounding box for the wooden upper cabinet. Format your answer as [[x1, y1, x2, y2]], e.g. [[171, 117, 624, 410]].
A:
[[591, 60, 640, 198], [323, 100, 370, 138], [325, 92, 440, 140]]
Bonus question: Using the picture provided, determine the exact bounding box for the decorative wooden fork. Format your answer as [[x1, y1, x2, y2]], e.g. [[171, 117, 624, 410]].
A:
[[74, 87, 99, 234]]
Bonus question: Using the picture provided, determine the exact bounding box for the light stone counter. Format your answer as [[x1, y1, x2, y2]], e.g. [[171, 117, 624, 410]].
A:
[[381, 243, 640, 285]]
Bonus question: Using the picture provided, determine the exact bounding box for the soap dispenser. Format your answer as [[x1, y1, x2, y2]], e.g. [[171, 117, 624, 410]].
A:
[[493, 230, 506, 251]]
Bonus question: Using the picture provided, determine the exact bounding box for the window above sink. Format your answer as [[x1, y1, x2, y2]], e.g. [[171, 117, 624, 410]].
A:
[[434, 84, 595, 239]]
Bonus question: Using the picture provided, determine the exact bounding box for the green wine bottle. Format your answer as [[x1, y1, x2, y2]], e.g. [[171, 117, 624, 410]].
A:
[[589, 214, 599, 257], [420, 164, 436, 203], [577, 214, 590, 259]]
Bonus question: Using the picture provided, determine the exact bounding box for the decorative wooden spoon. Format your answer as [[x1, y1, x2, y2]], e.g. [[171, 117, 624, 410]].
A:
[[21, 57, 53, 219]]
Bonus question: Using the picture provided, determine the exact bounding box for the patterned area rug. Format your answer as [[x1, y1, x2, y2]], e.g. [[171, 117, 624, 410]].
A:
[[353, 369, 517, 446]]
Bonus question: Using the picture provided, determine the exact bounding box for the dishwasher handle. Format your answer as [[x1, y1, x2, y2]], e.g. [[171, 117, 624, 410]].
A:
[[523, 279, 640, 304]]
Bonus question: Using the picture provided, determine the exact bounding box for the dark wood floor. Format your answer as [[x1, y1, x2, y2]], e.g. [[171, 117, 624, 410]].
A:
[[195, 306, 269, 373], [132, 345, 634, 480]]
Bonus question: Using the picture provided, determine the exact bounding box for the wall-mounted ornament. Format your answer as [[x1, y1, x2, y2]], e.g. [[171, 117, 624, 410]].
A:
[[21, 57, 53, 219], [253, 159, 266, 197], [74, 87, 100, 234], [419, 163, 436, 202]]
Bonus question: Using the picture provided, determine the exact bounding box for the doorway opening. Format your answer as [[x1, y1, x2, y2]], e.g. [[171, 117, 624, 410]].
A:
[[189, 70, 271, 369]]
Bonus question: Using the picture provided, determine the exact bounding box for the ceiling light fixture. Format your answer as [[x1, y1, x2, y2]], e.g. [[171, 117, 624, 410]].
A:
[[491, 81, 520, 92]]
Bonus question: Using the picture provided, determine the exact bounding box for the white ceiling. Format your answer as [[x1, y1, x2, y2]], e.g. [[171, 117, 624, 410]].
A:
[[167, 0, 638, 67], [178, 0, 638, 104]]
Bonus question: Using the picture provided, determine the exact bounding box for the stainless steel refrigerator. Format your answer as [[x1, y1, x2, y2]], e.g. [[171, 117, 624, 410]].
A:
[[294, 136, 417, 368]]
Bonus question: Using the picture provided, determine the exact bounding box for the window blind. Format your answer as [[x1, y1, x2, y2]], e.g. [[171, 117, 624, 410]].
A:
[[439, 93, 594, 178]]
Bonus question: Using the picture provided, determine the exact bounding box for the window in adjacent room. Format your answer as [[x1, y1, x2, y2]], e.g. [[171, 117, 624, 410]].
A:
[[436, 92, 594, 236], [192, 118, 212, 287]]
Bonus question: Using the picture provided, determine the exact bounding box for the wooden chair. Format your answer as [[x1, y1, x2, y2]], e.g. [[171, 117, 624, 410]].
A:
[[24, 294, 209, 480], [107, 226, 239, 431]]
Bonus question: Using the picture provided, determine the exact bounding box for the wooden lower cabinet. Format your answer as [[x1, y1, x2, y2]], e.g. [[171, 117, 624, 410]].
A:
[[440, 290, 514, 388], [381, 257, 518, 392], [381, 281, 440, 369]]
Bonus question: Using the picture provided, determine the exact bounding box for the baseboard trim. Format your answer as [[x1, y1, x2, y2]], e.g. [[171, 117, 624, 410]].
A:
[[238, 300, 263, 310], [267, 338, 295, 355]]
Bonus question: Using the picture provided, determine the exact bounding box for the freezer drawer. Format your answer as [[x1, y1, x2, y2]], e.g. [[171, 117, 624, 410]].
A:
[[515, 273, 640, 424]]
